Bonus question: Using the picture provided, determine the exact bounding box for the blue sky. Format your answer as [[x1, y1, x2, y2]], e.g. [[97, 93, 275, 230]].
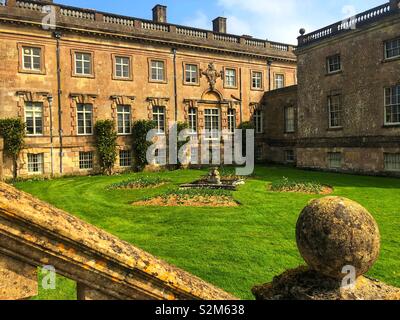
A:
[[59, 0, 385, 44]]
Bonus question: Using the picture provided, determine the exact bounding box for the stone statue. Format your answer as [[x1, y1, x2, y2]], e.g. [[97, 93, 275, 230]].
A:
[[201, 63, 223, 91], [207, 167, 222, 185]]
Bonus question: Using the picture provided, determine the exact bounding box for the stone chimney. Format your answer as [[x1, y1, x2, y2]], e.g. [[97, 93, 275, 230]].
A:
[[213, 17, 227, 34], [152, 5, 167, 23]]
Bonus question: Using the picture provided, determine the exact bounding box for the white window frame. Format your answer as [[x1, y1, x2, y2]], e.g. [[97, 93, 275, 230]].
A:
[[284, 106, 295, 133], [22, 46, 41, 71], [227, 109, 236, 133], [185, 64, 198, 84], [384, 153, 400, 171], [225, 68, 237, 88], [153, 106, 165, 134], [275, 74, 285, 89], [188, 107, 197, 133], [77, 104, 93, 135], [328, 95, 343, 128], [254, 110, 263, 134], [115, 56, 130, 79], [252, 71, 263, 89], [327, 54, 341, 74], [151, 60, 165, 82], [27, 153, 44, 174], [119, 150, 132, 168], [117, 105, 131, 135], [25, 102, 43, 136], [385, 38, 400, 60], [328, 152, 342, 169], [384, 86, 400, 125], [79, 151, 93, 170], [204, 108, 220, 140], [75, 52, 92, 76]]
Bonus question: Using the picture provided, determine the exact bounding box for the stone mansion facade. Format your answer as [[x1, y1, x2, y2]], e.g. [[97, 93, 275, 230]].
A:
[[0, 0, 399, 178], [0, 0, 296, 178]]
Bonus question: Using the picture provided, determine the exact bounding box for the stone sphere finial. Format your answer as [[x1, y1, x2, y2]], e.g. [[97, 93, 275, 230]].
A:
[[296, 197, 380, 280], [299, 28, 306, 35]]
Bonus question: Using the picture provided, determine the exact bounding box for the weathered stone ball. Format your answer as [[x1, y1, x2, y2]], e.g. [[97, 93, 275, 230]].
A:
[[296, 197, 380, 280]]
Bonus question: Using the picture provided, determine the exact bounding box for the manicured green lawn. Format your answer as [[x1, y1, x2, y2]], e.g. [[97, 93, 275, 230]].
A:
[[14, 166, 400, 300]]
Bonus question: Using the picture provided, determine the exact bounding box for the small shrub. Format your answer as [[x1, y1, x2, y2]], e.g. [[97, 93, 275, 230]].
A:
[[94, 120, 118, 175], [162, 188, 232, 199], [132, 120, 157, 171], [0, 118, 26, 179], [270, 177, 323, 194], [108, 176, 169, 190]]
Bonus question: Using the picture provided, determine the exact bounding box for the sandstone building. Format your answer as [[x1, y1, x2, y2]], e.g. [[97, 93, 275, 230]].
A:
[[0, 0, 296, 178], [262, 0, 400, 177]]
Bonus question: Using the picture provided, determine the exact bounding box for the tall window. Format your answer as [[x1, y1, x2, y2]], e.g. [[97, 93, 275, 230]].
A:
[[79, 151, 93, 170], [225, 68, 237, 88], [188, 107, 197, 133], [28, 153, 44, 174], [25, 102, 43, 135], [119, 150, 132, 167], [328, 95, 342, 128], [115, 56, 130, 79], [385, 85, 400, 125], [75, 52, 92, 76], [385, 38, 400, 59], [328, 152, 342, 169], [252, 71, 263, 89], [117, 105, 131, 135], [153, 106, 165, 133], [253, 110, 263, 134], [227, 109, 236, 133], [327, 54, 341, 73], [77, 104, 93, 135], [204, 108, 220, 140], [150, 60, 165, 81], [185, 64, 198, 84], [22, 46, 41, 71], [284, 106, 295, 133], [275, 74, 285, 89], [384, 153, 400, 171]]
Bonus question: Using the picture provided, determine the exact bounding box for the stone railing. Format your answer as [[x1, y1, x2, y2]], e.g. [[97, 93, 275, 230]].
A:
[[0, 0, 296, 57], [0, 182, 236, 300], [298, 1, 399, 47]]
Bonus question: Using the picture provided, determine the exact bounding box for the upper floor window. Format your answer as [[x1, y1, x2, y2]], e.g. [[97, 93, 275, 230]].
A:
[[275, 74, 285, 89], [327, 54, 341, 74], [114, 56, 131, 79], [153, 106, 165, 134], [227, 109, 236, 133], [225, 68, 237, 88], [28, 153, 44, 174], [25, 102, 43, 136], [74, 52, 92, 76], [284, 106, 295, 133], [385, 38, 400, 60], [251, 71, 263, 90], [384, 153, 400, 172], [204, 108, 220, 140], [22, 46, 41, 71], [117, 105, 131, 135], [253, 110, 263, 134], [184, 64, 199, 84], [328, 94, 343, 128], [150, 60, 166, 82], [384, 85, 400, 125], [188, 107, 197, 133], [77, 104, 93, 135]]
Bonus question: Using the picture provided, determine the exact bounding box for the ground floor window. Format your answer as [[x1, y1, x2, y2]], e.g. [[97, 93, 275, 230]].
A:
[[285, 150, 295, 163], [328, 152, 342, 169], [153, 106, 165, 134], [204, 108, 220, 140], [253, 110, 263, 134], [28, 153, 44, 173], [119, 150, 132, 167], [79, 151, 93, 170], [227, 109, 236, 133], [384, 153, 400, 171], [255, 146, 263, 161]]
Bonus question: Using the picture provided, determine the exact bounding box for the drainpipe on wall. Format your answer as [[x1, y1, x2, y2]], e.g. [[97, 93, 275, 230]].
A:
[[54, 31, 63, 174], [239, 68, 243, 124], [267, 59, 273, 91], [172, 48, 178, 122], [48, 95, 54, 177]]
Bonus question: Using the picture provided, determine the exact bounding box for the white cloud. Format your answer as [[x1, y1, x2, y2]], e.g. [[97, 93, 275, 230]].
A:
[[217, 0, 297, 15], [181, 10, 210, 30]]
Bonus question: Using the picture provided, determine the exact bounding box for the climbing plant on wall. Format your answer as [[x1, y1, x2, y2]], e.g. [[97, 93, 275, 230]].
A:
[[131, 119, 157, 171], [94, 120, 118, 175]]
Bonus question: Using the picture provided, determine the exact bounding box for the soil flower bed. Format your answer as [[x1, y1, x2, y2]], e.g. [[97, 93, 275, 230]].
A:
[[269, 177, 333, 195], [107, 176, 169, 190]]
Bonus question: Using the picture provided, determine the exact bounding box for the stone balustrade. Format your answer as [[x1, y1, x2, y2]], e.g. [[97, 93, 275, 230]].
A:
[[0, 0, 296, 56], [0, 182, 236, 300]]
